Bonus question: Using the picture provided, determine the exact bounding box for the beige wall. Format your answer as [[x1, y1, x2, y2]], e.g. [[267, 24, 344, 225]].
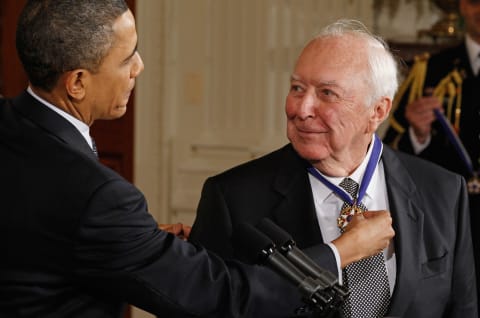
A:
[[132, 1, 440, 317]]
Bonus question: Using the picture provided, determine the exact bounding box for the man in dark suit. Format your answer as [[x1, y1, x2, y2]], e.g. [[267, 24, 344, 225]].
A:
[[383, 0, 480, 303], [0, 1, 311, 317], [190, 19, 478, 317]]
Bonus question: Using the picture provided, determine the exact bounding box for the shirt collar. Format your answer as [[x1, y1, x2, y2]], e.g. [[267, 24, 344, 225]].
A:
[[465, 34, 480, 75], [27, 86, 93, 148], [310, 134, 378, 203]]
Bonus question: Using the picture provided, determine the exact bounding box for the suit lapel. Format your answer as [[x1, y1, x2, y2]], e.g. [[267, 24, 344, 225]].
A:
[[457, 43, 475, 79], [269, 145, 323, 248], [382, 147, 424, 317], [12, 91, 97, 160]]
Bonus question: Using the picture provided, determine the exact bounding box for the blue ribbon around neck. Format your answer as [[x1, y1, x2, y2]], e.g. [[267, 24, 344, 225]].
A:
[[307, 134, 383, 206]]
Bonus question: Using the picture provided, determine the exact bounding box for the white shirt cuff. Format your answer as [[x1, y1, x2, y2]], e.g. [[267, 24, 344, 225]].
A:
[[327, 242, 343, 284], [408, 126, 431, 154]]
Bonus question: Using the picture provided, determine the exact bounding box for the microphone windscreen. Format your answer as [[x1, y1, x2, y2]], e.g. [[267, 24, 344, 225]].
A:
[[232, 222, 275, 264], [257, 218, 293, 247]]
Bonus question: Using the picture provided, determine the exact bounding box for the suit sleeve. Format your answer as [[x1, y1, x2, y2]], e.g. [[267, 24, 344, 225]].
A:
[[191, 175, 340, 277], [189, 177, 236, 259], [72, 178, 305, 318]]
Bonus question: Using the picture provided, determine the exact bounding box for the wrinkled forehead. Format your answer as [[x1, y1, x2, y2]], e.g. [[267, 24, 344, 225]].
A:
[[294, 35, 369, 81]]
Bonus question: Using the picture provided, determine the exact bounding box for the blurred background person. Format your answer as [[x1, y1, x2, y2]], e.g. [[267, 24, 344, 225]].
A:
[[383, 0, 480, 303]]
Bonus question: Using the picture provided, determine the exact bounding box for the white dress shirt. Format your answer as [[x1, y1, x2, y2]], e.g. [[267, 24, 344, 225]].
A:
[[465, 34, 480, 76], [308, 135, 396, 295]]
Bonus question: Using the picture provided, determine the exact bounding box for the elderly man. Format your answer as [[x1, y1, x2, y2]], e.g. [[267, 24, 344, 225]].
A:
[[190, 19, 478, 318]]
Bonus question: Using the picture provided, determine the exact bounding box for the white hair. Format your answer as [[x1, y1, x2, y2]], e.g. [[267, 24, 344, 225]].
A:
[[316, 19, 399, 106]]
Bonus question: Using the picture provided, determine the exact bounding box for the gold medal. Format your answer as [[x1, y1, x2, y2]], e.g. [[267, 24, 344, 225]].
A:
[[337, 204, 364, 229]]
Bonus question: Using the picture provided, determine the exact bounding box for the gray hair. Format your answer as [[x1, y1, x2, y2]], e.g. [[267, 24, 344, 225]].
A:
[[16, 0, 129, 91], [316, 19, 399, 106]]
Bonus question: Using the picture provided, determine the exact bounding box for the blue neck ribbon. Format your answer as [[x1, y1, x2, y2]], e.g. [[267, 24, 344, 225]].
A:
[[307, 134, 383, 206]]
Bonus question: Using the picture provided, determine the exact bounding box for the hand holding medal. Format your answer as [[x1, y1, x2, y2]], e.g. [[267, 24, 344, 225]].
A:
[[332, 210, 394, 267]]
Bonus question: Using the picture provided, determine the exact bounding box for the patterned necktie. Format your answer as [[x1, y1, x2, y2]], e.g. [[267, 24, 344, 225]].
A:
[[339, 177, 390, 318]]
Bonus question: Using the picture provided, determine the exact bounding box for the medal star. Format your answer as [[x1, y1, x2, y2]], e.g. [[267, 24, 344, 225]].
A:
[[337, 205, 364, 229]]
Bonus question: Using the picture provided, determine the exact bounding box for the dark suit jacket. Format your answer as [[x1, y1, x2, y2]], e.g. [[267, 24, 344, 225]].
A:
[[190, 143, 478, 318], [0, 91, 307, 318]]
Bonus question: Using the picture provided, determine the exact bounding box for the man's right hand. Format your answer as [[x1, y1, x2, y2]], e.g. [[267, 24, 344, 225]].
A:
[[159, 223, 192, 240], [332, 210, 395, 268], [404, 93, 442, 144]]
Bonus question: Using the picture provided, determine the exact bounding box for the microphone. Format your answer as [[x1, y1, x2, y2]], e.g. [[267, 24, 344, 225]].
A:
[[233, 222, 341, 315], [256, 218, 349, 301]]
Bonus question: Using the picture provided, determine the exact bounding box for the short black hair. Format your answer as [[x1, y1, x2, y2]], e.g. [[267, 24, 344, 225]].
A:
[[16, 0, 129, 91]]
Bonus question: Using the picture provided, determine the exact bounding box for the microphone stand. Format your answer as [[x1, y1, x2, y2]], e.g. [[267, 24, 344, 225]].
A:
[[260, 245, 347, 318], [257, 218, 349, 317]]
